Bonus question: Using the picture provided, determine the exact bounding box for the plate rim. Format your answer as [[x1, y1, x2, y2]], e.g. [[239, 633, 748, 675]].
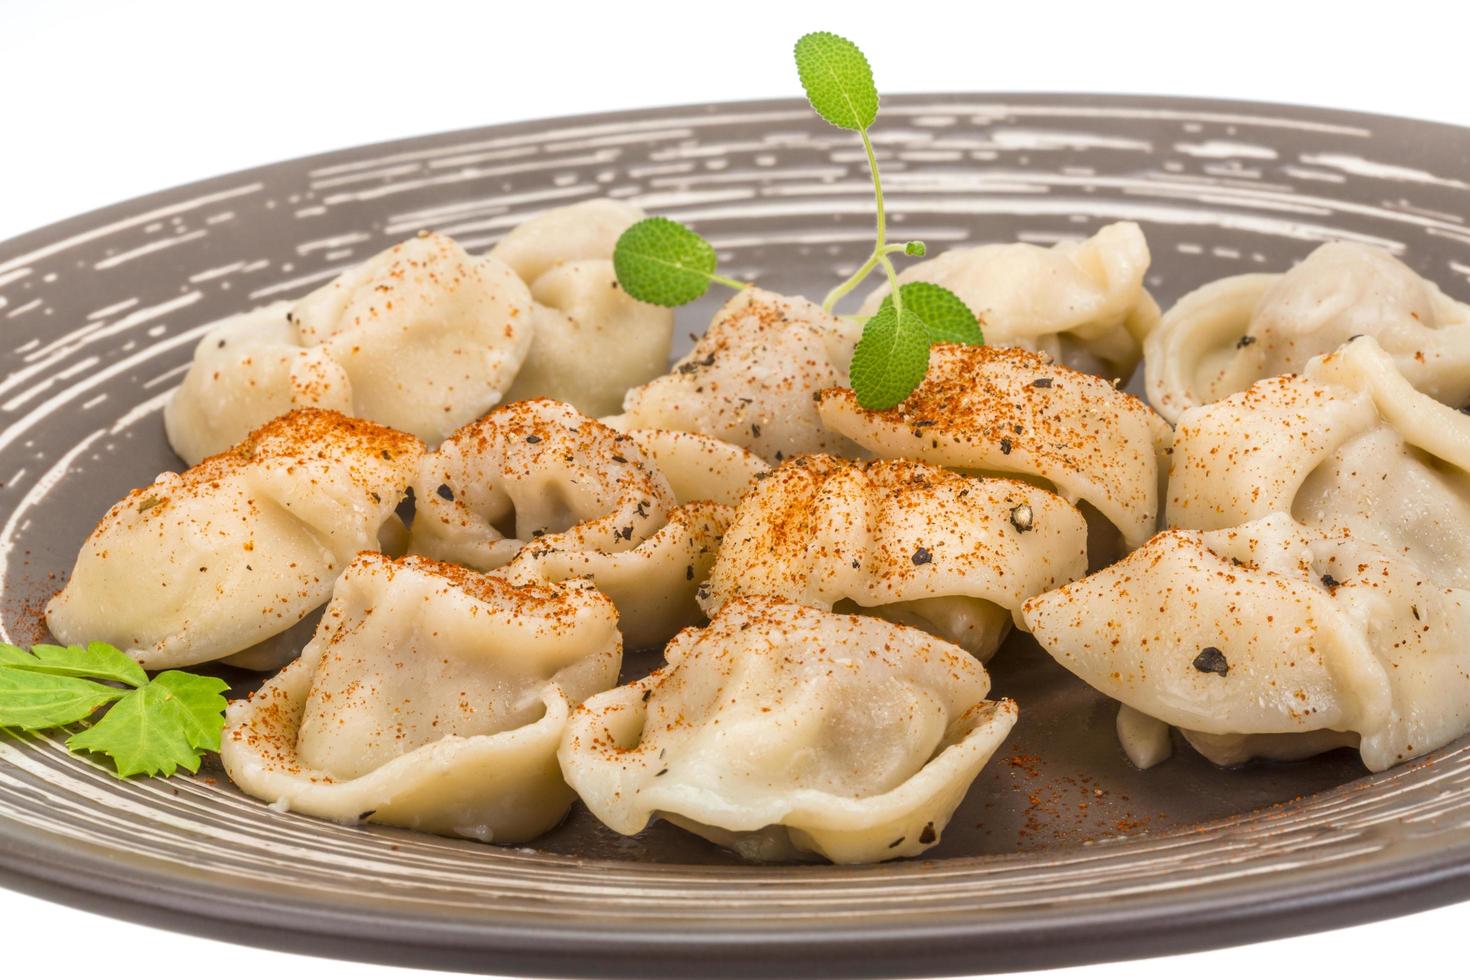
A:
[[5, 91, 1470, 976], [5, 807, 1470, 976], [5, 89, 1469, 260]]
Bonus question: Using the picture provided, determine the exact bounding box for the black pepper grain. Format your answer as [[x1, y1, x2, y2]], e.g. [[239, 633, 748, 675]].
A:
[[1193, 647, 1229, 676]]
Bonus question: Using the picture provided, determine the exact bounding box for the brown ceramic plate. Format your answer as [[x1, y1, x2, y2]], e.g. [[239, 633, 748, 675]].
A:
[[3, 95, 1470, 977]]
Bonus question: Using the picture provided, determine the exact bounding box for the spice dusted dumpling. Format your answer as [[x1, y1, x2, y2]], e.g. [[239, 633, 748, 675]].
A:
[[47, 410, 422, 670], [504, 501, 734, 650], [700, 455, 1087, 661], [408, 399, 728, 647], [165, 233, 532, 464], [491, 200, 675, 417], [408, 399, 673, 569], [163, 303, 354, 467], [1023, 513, 1470, 772], [1167, 337, 1470, 590], [1145, 242, 1470, 423], [858, 222, 1160, 379], [559, 597, 1018, 863], [612, 288, 864, 464], [818, 344, 1172, 560], [221, 552, 622, 843], [607, 426, 768, 507]]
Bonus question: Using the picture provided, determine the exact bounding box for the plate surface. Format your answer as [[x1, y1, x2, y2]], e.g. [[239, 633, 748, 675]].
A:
[[3, 94, 1470, 977]]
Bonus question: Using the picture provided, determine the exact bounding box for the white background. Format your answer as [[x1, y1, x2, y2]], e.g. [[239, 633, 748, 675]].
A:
[[2, 1, 1468, 976]]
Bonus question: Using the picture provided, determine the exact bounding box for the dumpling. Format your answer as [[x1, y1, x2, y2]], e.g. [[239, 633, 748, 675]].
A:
[[408, 399, 735, 647], [408, 399, 674, 570], [613, 427, 768, 507], [1167, 337, 1470, 590], [504, 501, 732, 652], [558, 596, 1018, 863], [818, 344, 1173, 559], [289, 233, 533, 443], [491, 200, 675, 418], [46, 410, 422, 670], [1023, 512, 1470, 772], [858, 222, 1159, 379], [700, 455, 1087, 661], [489, 198, 644, 282], [166, 233, 532, 464], [612, 288, 864, 464], [221, 552, 621, 843], [162, 303, 353, 466], [1145, 242, 1470, 423]]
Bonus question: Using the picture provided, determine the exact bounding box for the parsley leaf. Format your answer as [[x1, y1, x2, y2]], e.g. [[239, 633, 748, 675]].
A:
[[852, 283, 984, 408], [0, 641, 147, 687], [0, 668, 127, 730], [67, 671, 228, 778], [0, 641, 229, 778], [794, 32, 879, 132], [612, 217, 745, 307], [150, 670, 231, 755]]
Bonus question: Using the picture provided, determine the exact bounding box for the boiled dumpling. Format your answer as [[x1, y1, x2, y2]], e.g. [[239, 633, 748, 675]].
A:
[[47, 410, 422, 670], [1145, 242, 1470, 423], [1023, 512, 1470, 772], [220, 552, 622, 842], [408, 399, 737, 647], [700, 455, 1087, 661], [858, 222, 1160, 379], [504, 501, 732, 652], [559, 596, 1018, 863], [162, 303, 353, 466], [408, 399, 674, 569], [612, 288, 864, 464], [489, 198, 644, 282], [492, 200, 675, 417], [1167, 337, 1470, 590], [818, 344, 1173, 558], [166, 233, 532, 464], [290, 233, 532, 443], [613, 427, 768, 507]]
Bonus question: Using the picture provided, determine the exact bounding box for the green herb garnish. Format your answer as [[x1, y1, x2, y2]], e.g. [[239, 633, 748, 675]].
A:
[[793, 30, 879, 132], [0, 642, 228, 778], [612, 217, 748, 307], [613, 30, 984, 408], [850, 284, 984, 409]]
